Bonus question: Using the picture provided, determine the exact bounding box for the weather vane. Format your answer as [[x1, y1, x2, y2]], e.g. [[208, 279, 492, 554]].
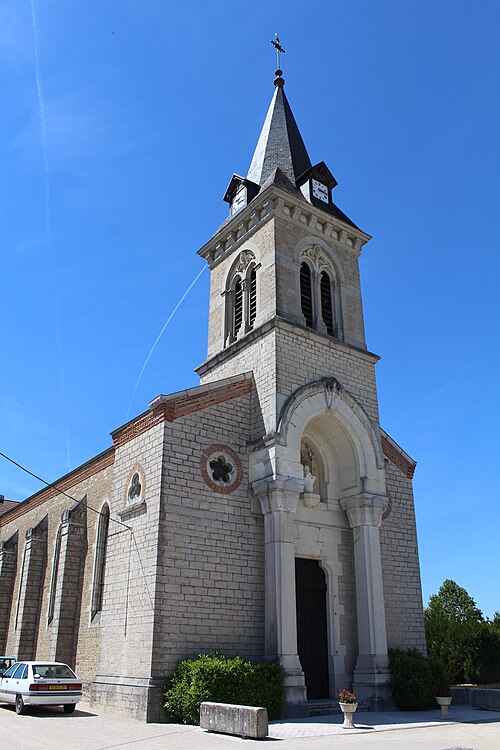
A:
[[271, 33, 285, 70]]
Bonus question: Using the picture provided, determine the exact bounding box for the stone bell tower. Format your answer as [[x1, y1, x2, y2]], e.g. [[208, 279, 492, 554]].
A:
[[196, 61, 420, 716]]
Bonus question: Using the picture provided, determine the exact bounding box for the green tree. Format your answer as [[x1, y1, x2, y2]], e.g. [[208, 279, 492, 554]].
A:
[[425, 580, 500, 684]]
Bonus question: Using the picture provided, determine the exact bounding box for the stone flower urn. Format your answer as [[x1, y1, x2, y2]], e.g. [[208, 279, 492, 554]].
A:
[[435, 695, 452, 720], [338, 691, 358, 729]]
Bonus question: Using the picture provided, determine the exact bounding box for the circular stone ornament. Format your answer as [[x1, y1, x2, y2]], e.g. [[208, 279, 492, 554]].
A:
[[200, 444, 242, 494]]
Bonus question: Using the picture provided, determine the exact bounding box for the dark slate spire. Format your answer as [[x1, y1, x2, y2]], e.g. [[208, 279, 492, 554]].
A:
[[247, 71, 312, 187]]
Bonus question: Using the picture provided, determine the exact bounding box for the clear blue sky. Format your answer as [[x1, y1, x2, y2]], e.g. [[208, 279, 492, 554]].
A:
[[1, 1, 499, 617]]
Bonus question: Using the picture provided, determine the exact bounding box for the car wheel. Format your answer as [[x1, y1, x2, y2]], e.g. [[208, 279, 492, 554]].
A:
[[15, 695, 26, 715], [63, 704, 76, 714]]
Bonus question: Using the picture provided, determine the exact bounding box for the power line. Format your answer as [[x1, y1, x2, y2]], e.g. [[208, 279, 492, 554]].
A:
[[0, 449, 131, 531]]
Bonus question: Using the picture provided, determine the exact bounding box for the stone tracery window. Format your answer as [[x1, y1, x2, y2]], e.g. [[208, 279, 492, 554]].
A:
[[299, 245, 342, 340], [225, 250, 259, 346]]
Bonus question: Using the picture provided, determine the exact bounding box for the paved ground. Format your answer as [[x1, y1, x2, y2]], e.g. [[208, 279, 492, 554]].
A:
[[0, 702, 499, 750]]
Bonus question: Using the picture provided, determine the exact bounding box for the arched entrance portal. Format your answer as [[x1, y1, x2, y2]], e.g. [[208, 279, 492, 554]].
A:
[[295, 558, 329, 699]]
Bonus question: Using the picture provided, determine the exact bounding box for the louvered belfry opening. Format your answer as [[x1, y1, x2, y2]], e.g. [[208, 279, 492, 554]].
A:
[[320, 271, 335, 336], [233, 278, 243, 337], [248, 267, 257, 329], [300, 263, 314, 328]]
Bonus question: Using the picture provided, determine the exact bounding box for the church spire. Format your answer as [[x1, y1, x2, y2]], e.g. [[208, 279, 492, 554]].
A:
[[246, 46, 312, 187]]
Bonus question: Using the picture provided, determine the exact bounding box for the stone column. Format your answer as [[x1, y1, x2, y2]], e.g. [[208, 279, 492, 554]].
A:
[[0, 533, 18, 653], [14, 516, 48, 660], [252, 477, 309, 718], [50, 499, 87, 666], [340, 493, 392, 709]]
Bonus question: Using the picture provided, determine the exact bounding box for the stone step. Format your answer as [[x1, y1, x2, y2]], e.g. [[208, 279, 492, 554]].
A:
[[308, 699, 371, 716]]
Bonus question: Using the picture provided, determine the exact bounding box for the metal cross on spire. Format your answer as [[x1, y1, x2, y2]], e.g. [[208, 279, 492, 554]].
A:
[[271, 33, 285, 70]]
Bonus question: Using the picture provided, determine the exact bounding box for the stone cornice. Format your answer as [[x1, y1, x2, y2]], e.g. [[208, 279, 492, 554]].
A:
[[196, 316, 379, 379], [198, 184, 371, 270]]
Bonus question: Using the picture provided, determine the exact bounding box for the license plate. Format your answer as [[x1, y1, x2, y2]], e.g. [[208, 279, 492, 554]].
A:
[[49, 685, 67, 690]]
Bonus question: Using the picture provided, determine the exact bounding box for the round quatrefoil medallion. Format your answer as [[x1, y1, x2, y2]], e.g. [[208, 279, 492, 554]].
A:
[[200, 444, 242, 494]]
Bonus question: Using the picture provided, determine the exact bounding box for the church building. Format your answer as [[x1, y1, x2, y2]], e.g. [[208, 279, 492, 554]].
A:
[[0, 63, 426, 722]]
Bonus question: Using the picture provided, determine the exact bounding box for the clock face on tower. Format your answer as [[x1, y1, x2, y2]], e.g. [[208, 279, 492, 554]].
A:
[[231, 186, 246, 215], [311, 179, 328, 203]]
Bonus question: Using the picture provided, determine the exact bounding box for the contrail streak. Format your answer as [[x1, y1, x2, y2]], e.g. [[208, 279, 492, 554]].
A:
[[126, 264, 207, 419], [30, 0, 71, 468], [30, 0, 51, 243]]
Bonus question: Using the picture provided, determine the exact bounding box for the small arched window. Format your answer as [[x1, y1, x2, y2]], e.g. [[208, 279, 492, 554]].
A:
[[91, 503, 110, 621], [320, 271, 335, 336], [300, 262, 314, 328], [47, 525, 62, 626]]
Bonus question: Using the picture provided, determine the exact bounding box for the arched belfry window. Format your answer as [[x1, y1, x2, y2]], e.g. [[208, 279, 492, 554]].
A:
[[299, 245, 343, 340], [233, 276, 243, 339], [320, 271, 335, 337], [91, 503, 110, 622], [224, 250, 260, 346], [248, 266, 257, 329], [300, 262, 314, 328]]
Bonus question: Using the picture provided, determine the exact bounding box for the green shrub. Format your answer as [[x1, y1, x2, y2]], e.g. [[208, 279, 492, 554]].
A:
[[389, 648, 449, 710], [163, 653, 284, 724]]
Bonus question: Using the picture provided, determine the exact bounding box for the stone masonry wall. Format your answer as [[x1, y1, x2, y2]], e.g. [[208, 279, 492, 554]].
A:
[[152, 386, 265, 681], [380, 459, 426, 652], [0, 532, 18, 653], [0, 458, 114, 684]]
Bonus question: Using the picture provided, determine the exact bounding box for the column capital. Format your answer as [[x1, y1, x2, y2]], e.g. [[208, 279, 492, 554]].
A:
[[252, 476, 304, 514], [340, 493, 388, 528]]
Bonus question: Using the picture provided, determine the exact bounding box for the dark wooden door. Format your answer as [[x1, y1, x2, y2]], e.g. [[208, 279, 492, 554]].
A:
[[295, 558, 330, 699]]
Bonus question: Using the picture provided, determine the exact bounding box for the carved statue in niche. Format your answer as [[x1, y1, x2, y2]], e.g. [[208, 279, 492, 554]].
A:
[[300, 441, 319, 495], [128, 472, 142, 503], [303, 464, 316, 493]]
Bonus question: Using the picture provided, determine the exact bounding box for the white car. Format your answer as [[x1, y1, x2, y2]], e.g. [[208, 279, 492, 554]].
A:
[[0, 661, 82, 714]]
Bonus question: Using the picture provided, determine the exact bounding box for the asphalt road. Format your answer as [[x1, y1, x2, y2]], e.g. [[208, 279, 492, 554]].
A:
[[0, 702, 499, 750]]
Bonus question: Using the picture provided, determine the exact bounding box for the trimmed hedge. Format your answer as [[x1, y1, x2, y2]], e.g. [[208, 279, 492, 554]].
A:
[[163, 653, 284, 725], [389, 648, 449, 710]]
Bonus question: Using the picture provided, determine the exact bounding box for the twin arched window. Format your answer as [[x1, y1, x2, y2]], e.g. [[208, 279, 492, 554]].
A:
[[300, 248, 342, 339], [225, 251, 258, 346], [91, 503, 110, 621]]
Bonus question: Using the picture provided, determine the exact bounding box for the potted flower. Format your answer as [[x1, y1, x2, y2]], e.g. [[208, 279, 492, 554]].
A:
[[435, 686, 452, 720], [338, 689, 358, 729]]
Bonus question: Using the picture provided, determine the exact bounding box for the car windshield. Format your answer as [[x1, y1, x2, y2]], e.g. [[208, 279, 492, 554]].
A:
[[34, 664, 76, 679]]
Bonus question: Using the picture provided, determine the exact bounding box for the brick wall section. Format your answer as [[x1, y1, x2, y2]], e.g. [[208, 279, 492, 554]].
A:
[[14, 516, 48, 660], [381, 435, 415, 479], [0, 532, 18, 653], [380, 459, 426, 652], [152, 386, 265, 680]]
